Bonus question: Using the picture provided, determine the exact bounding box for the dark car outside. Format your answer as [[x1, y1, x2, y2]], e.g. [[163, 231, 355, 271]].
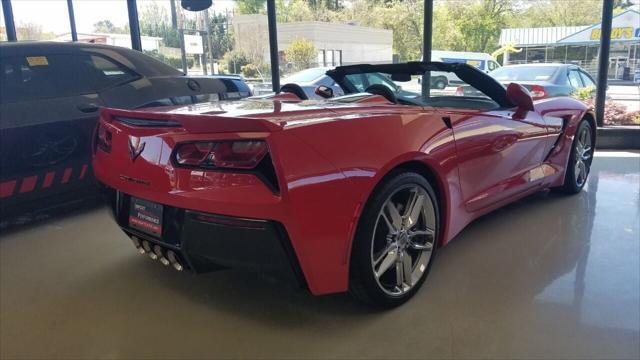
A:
[[0, 42, 251, 218]]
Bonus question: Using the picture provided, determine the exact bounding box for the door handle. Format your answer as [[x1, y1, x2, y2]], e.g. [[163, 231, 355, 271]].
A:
[[77, 103, 99, 113]]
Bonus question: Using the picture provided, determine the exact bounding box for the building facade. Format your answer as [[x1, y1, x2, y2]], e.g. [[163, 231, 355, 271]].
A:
[[499, 9, 640, 80], [232, 15, 393, 69]]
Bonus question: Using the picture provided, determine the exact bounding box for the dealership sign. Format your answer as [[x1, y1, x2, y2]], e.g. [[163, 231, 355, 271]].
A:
[[184, 34, 204, 54], [558, 9, 639, 44]]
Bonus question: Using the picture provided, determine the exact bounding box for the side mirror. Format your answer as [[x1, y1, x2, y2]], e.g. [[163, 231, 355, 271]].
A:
[[315, 85, 334, 99], [181, 0, 212, 11], [506, 83, 534, 112]]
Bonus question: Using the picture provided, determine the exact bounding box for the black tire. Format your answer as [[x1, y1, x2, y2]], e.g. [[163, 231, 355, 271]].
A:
[[432, 78, 447, 90], [349, 171, 440, 308], [557, 119, 594, 194]]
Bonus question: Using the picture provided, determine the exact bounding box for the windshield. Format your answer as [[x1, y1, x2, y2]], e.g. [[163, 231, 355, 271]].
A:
[[283, 68, 327, 83], [490, 66, 558, 81]]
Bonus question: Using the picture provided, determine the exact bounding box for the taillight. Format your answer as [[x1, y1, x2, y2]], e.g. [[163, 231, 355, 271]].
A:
[[97, 123, 112, 153], [454, 86, 464, 96], [174, 140, 268, 169], [530, 85, 547, 100]]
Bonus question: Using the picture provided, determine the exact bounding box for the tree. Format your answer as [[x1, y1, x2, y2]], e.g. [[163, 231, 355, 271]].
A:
[[509, 0, 603, 27], [448, 0, 514, 52], [236, 0, 266, 14], [208, 13, 234, 59], [94, 20, 118, 33], [341, 0, 424, 61], [285, 38, 317, 70], [16, 22, 55, 41], [220, 49, 250, 74], [139, 2, 181, 48]]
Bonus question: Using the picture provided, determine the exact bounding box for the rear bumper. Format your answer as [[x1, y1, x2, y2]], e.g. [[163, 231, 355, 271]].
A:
[[101, 185, 305, 288]]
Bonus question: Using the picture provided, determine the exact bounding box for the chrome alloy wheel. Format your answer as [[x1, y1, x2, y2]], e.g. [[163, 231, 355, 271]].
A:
[[370, 185, 437, 296], [574, 125, 593, 188]]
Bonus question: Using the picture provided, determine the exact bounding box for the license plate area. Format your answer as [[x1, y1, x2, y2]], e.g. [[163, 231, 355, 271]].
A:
[[129, 197, 163, 237]]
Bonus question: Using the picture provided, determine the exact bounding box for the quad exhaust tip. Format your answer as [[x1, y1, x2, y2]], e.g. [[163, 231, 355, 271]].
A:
[[154, 245, 170, 266], [131, 236, 146, 254], [131, 236, 184, 271], [142, 240, 157, 260], [167, 250, 183, 271]]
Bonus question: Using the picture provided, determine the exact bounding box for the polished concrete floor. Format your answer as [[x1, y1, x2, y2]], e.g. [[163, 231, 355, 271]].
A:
[[1, 151, 639, 359]]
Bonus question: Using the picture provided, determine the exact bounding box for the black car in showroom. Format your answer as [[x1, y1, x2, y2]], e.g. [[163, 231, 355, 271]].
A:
[[0, 42, 251, 217]]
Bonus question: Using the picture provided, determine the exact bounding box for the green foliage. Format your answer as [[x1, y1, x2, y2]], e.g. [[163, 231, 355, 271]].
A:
[[509, 0, 603, 27], [208, 13, 234, 59], [138, 3, 181, 48], [446, 0, 513, 53], [143, 50, 194, 69], [240, 63, 261, 77], [572, 85, 596, 101], [93, 20, 128, 34], [284, 38, 318, 70], [236, 0, 267, 14], [220, 50, 251, 74]]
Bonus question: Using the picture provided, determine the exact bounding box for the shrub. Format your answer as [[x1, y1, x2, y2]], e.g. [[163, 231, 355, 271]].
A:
[[240, 63, 261, 78], [284, 38, 317, 71], [220, 50, 250, 75], [573, 85, 596, 101], [583, 98, 640, 126]]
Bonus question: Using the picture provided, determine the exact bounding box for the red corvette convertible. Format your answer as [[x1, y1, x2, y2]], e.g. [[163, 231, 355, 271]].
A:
[[92, 62, 595, 307]]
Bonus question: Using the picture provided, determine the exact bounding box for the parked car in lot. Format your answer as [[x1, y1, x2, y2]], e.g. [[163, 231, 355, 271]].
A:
[[93, 61, 595, 307], [280, 67, 345, 99], [428, 50, 502, 89], [281, 67, 421, 99], [0, 42, 251, 216], [488, 63, 596, 100]]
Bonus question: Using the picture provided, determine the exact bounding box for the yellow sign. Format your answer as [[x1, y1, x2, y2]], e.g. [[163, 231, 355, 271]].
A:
[[26, 56, 49, 66], [590, 27, 634, 40], [466, 60, 481, 68]]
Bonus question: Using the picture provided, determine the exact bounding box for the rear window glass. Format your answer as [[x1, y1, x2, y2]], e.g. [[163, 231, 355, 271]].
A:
[[490, 66, 558, 81], [0, 53, 137, 103]]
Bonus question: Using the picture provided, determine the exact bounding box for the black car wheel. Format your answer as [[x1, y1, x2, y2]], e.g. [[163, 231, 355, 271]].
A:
[[349, 171, 439, 308], [433, 78, 447, 90], [557, 119, 594, 194]]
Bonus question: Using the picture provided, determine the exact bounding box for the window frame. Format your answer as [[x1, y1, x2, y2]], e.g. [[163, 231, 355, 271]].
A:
[[567, 69, 585, 89], [579, 70, 596, 88]]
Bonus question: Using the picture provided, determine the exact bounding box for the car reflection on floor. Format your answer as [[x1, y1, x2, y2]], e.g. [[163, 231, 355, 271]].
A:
[[0, 151, 638, 359]]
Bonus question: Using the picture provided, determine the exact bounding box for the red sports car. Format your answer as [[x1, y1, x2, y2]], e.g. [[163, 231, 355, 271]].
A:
[[92, 62, 595, 307]]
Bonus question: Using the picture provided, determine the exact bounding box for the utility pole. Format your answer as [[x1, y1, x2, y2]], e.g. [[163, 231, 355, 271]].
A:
[[204, 8, 215, 74]]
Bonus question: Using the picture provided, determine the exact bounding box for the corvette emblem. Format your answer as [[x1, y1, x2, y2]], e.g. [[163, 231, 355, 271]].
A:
[[127, 136, 145, 161]]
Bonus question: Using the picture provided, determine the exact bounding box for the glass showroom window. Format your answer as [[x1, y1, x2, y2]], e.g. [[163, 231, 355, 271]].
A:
[[136, 0, 183, 70], [0, 0, 6, 42], [73, 0, 131, 49], [139, 0, 235, 75], [11, 0, 70, 41], [231, 2, 271, 93]]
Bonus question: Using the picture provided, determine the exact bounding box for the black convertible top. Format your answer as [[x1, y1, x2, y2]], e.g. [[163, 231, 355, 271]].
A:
[[327, 61, 513, 108]]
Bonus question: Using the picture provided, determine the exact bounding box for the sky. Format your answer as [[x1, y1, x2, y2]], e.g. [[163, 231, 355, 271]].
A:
[[2, 0, 237, 35]]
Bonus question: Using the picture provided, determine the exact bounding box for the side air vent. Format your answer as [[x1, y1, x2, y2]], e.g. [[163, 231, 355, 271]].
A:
[[115, 117, 182, 127]]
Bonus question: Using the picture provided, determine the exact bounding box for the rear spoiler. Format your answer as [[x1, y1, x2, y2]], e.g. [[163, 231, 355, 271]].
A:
[[100, 107, 283, 133]]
